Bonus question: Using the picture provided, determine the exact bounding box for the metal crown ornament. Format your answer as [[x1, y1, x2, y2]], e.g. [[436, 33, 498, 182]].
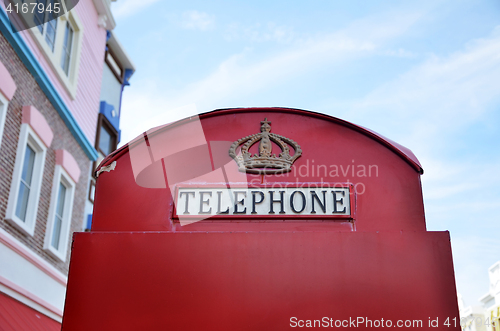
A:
[[229, 118, 302, 174]]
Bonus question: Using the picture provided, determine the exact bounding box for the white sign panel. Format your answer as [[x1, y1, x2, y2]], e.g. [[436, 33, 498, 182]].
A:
[[175, 186, 350, 217]]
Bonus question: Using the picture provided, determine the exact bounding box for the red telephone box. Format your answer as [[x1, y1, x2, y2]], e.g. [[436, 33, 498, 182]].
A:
[[62, 108, 460, 330]]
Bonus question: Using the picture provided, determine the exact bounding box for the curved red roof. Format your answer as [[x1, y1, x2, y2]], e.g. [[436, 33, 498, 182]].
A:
[[97, 107, 423, 174]]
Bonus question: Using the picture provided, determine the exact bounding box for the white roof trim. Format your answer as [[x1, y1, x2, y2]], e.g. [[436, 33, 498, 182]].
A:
[[92, 0, 116, 30], [108, 31, 136, 72]]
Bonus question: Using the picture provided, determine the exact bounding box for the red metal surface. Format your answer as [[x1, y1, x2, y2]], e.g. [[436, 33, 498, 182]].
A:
[[91, 108, 426, 233], [62, 231, 459, 330], [98, 108, 424, 174], [0, 292, 60, 331], [62, 108, 459, 330]]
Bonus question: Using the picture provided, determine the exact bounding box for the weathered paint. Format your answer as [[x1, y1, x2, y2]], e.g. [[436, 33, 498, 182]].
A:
[[95, 161, 116, 178]]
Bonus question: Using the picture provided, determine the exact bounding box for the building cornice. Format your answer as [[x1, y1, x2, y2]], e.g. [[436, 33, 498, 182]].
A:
[[92, 0, 116, 30]]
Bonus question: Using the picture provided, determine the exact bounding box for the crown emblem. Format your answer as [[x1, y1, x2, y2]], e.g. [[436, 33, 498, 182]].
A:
[[229, 118, 302, 174]]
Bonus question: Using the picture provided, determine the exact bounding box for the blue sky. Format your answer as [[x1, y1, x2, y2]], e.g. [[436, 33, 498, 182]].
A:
[[112, 0, 500, 307]]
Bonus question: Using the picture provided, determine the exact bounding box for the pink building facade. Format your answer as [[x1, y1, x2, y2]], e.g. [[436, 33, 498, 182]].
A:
[[0, 0, 134, 328]]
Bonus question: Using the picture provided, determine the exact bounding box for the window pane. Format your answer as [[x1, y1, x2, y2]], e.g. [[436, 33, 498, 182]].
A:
[[61, 52, 70, 75], [106, 52, 122, 79], [44, 0, 57, 51], [51, 216, 62, 249], [98, 126, 113, 156], [15, 182, 30, 222], [21, 145, 36, 186], [46, 0, 57, 21], [15, 145, 36, 222], [45, 19, 57, 51], [33, 0, 46, 32], [56, 182, 66, 218], [52, 183, 67, 250], [61, 22, 74, 75]]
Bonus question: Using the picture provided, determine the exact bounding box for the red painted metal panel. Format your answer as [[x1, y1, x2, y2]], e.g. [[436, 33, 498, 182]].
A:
[[91, 108, 426, 233], [62, 231, 460, 330], [66, 109, 459, 329], [99, 108, 424, 174], [0, 292, 60, 331]]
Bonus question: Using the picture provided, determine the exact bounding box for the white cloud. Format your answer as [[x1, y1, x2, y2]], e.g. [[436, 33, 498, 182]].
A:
[[112, 0, 161, 19], [119, 85, 200, 146], [182, 10, 422, 104], [383, 48, 417, 58], [343, 26, 500, 200], [225, 22, 296, 44], [347, 27, 500, 134], [181, 10, 215, 31], [339, 27, 500, 306], [119, 10, 423, 145]]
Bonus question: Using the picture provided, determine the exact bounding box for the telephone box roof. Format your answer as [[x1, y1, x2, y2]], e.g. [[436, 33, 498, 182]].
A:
[[96, 107, 423, 175]]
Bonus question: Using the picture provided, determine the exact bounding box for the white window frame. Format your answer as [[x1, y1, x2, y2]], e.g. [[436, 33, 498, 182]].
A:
[[44, 165, 75, 262], [28, 7, 83, 99], [5, 124, 47, 236], [0, 92, 8, 148]]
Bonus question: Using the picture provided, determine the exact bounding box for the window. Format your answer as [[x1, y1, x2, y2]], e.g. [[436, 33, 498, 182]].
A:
[[88, 179, 95, 203], [5, 124, 47, 236], [33, 0, 45, 31], [0, 93, 8, 148], [105, 49, 124, 83], [94, 114, 118, 174], [33, 0, 58, 51], [51, 182, 66, 248], [15, 144, 36, 221], [44, 13, 57, 51], [44, 165, 75, 261], [60, 21, 73, 75], [29, 7, 83, 99], [98, 124, 114, 156]]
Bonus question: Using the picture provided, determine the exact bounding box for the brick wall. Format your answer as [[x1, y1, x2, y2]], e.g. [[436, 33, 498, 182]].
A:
[[0, 32, 92, 275]]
